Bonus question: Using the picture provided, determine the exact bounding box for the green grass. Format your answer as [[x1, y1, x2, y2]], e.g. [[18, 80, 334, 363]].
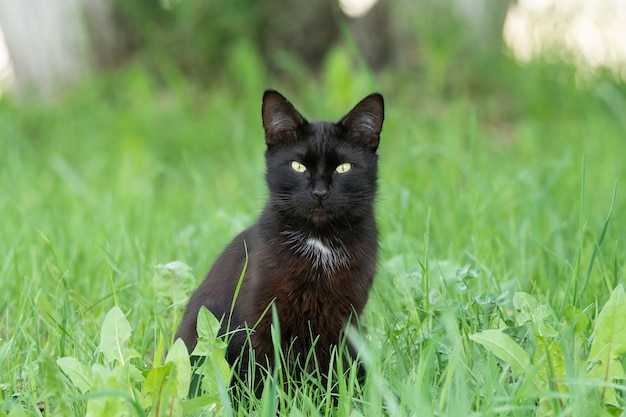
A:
[[1, 48, 626, 416]]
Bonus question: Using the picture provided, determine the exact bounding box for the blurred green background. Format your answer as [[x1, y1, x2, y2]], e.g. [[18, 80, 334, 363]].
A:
[[1, 0, 626, 414]]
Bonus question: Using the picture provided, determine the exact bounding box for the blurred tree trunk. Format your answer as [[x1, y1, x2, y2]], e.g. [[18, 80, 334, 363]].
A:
[[345, 0, 392, 71], [0, 0, 127, 98], [261, 0, 392, 72], [261, 0, 339, 71]]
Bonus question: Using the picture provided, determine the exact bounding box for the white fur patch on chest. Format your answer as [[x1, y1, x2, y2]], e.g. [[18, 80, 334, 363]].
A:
[[281, 231, 349, 273]]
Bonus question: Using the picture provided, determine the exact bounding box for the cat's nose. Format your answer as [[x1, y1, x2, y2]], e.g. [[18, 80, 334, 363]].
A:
[[312, 188, 329, 203]]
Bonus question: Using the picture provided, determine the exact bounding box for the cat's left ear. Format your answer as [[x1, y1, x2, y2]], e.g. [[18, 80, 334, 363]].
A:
[[340, 93, 384, 152], [262, 89, 307, 146]]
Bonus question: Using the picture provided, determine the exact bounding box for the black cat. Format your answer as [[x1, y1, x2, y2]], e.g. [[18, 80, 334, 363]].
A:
[[176, 89, 384, 388]]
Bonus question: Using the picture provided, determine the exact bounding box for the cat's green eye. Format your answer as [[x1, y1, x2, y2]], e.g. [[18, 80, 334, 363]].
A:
[[291, 161, 307, 173], [336, 162, 352, 174]]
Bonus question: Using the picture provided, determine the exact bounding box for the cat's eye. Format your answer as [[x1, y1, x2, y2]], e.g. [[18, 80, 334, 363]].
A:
[[290, 161, 307, 173], [335, 162, 352, 174]]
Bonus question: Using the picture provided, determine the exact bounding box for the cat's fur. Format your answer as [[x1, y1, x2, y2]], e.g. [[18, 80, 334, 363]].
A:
[[175, 89, 384, 386]]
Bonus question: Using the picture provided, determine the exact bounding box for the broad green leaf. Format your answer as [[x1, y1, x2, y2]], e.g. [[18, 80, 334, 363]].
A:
[[535, 336, 567, 392], [182, 396, 221, 415], [89, 363, 115, 385], [196, 306, 222, 342], [87, 364, 132, 417], [57, 357, 93, 393], [142, 362, 183, 416], [513, 292, 544, 324], [192, 337, 214, 357], [84, 363, 144, 417], [142, 363, 171, 407], [184, 307, 232, 399], [563, 305, 590, 334], [123, 362, 146, 386], [192, 306, 228, 357], [513, 292, 558, 337], [470, 329, 530, 376], [154, 261, 195, 305], [587, 284, 626, 405], [155, 261, 193, 281], [100, 306, 140, 366], [588, 285, 626, 361], [7, 405, 27, 417], [165, 338, 192, 399], [201, 349, 231, 396], [86, 393, 133, 417]]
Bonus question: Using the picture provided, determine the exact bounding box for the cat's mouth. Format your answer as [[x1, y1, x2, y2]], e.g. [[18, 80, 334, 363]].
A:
[[310, 207, 330, 225]]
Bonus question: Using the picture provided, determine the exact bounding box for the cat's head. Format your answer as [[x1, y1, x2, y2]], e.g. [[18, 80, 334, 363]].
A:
[[261, 90, 384, 228]]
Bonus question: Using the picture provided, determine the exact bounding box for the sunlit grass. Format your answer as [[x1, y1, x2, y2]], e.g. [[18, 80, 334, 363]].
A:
[[1, 49, 625, 415]]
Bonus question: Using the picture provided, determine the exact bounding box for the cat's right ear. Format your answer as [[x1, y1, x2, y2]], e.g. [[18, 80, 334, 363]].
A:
[[340, 93, 384, 152], [262, 90, 306, 146]]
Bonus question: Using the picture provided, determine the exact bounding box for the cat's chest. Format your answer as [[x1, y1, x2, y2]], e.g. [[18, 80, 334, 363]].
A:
[[279, 230, 349, 273], [247, 229, 359, 311], [246, 222, 376, 313], [255, 232, 357, 334], [245, 226, 375, 348]]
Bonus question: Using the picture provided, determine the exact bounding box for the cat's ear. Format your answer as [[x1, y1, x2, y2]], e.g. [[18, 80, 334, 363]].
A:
[[340, 93, 384, 152], [262, 89, 307, 146]]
